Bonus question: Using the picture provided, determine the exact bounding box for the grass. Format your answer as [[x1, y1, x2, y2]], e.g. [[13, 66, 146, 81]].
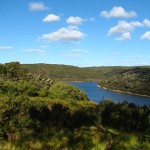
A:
[[0, 126, 106, 150], [0, 126, 149, 150]]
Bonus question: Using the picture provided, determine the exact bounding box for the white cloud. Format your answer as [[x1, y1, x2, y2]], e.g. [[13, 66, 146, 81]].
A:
[[130, 21, 143, 27], [115, 32, 131, 41], [143, 19, 150, 28], [108, 20, 143, 40], [101, 6, 137, 18], [66, 16, 95, 25], [29, 2, 48, 11], [63, 48, 87, 58], [43, 14, 60, 22], [39, 26, 86, 42], [66, 16, 85, 25], [0, 46, 12, 50], [141, 31, 150, 40], [23, 49, 46, 53]]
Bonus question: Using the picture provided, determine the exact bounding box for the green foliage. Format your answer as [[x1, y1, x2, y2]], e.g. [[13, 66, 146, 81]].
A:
[[0, 62, 28, 81], [38, 89, 49, 97], [0, 80, 39, 97], [23, 63, 150, 96], [0, 95, 33, 140], [49, 82, 88, 100], [0, 79, 55, 97], [0, 61, 150, 149], [97, 100, 150, 133], [2, 62, 150, 96], [1, 127, 149, 150], [99, 67, 150, 96], [23, 64, 130, 81], [0, 96, 95, 140]]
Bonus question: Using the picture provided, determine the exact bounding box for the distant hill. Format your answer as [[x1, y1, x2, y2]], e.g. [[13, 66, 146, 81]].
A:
[[23, 64, 150, 96], [23, 64, 130, 81], [99, 66, 150, 96]]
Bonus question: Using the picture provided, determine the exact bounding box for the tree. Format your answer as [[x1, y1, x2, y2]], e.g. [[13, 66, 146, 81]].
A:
[[5, 62, 23, 81], [49, 82, 88, 100]]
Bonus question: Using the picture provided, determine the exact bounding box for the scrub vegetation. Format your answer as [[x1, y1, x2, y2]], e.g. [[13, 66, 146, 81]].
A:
[[0, 62, 150, 150]]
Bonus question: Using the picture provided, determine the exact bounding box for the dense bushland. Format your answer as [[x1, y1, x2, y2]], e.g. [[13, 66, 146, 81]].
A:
[[0, 62, 150, 149], [99, 67, 150, 96], [0, 97, 149, 149]]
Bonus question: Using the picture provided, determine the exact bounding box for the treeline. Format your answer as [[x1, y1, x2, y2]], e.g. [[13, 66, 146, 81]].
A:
[[99, 67, 150, 96], [23, 63, 129, 81]]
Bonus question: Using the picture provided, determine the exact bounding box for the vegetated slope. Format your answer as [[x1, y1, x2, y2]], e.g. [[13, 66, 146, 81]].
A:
[[23, 64, 98, 81], [99, 66, 150, 96], [23, 64, 130, 81], [23, 64, 150, 96]]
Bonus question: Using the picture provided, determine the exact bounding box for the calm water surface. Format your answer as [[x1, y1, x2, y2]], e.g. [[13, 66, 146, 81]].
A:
[[68, 82, 150, 106]]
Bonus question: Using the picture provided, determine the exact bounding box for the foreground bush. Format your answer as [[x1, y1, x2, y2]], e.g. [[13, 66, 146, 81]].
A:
[[0, 96, 95, 141], [49, 82, 89, 101], [97, 100, 150, 133], [0, 96, 149, 149]]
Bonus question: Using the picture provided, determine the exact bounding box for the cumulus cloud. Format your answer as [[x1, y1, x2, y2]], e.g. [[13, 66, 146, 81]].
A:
[[66, 16, 85, 25], [0, 46, 12, 50], [108, 20, 143, 40], [115, 32, 131, 41], [23, 49, 46, 53], [143, 19, 150, 28], [63, 48, 87, 58], [39, 26, 86, 42], [43, 14, 60, 22], [29, 2, 48, 11], [141, 31, 150, 40], [101, 6, 137, 18]]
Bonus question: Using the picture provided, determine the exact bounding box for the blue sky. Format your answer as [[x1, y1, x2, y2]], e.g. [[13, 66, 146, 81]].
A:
[[0, 0, 150, 66]]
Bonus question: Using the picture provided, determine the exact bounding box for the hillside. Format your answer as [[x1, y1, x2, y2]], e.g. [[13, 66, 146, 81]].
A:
[[23, 64, 150, 96], [23, 64, 130, 81], [99, 67, 150, 96]]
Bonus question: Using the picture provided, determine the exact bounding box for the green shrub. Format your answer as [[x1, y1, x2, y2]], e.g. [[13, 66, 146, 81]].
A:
[[38, 89, 49, 97], [49, 82, 88, 101]]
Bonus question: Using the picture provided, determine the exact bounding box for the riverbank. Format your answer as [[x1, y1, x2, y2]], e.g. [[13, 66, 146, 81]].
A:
[[98, 85, 150, 98]]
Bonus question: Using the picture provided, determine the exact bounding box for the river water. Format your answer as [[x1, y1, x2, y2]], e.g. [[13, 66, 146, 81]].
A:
[[68, 82, 150, 106]]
